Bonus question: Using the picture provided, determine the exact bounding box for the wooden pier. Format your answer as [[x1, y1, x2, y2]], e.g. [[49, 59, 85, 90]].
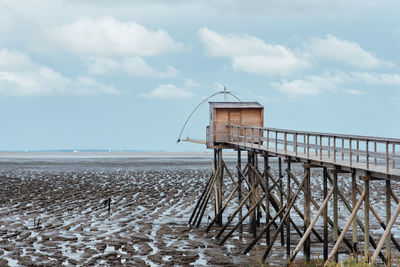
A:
[[188, 102, 400, 265]]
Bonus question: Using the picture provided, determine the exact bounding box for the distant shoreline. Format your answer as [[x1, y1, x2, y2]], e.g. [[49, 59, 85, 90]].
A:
[[0, 151, 242, 158]]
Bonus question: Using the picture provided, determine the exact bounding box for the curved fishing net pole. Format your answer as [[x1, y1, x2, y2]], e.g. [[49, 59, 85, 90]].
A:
[[177, 90, 241, 143]]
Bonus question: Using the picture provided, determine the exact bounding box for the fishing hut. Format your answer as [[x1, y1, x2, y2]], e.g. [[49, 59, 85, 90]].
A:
[[186, 96, 400, 266]]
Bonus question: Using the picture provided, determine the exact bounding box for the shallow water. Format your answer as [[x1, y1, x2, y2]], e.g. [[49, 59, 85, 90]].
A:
[[0, 154, 399, 266]]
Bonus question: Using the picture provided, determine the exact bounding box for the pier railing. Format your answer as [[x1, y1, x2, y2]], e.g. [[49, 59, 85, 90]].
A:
[[227, 125, 400, 175]]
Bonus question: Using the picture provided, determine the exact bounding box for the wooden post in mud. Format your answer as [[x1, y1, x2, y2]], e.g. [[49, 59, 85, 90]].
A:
[[386, 179, 391, 258], [304, 165, 311, 262], [279, 158, 284, 246], [333, 169, 339, 262], [286, 159, 291, 257], [364, 177, 370, 259], [352, 171, 358, 254], [238, 150, 243, 235], [264, 154, 270, 245], [323, 167, 328, 260], [248, 152, 257, 237], [215, 149, 223, 227]]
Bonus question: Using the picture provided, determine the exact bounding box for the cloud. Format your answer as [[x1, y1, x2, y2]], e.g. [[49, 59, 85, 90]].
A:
[[87, 56, 179, 78], [140, 84, 194, 99], [307, 34, 393, 69], [0, 49, 119, 96], [198, 27, 309, 77], [271, 71, 400, 97], [44, 16, 182, 57]]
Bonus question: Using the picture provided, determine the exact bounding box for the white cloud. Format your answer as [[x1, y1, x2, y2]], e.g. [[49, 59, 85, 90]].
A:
[[140, 84, 194, 99], [45, 16, 182, 57], [184, 79, 200, 87], [88, 56, 179, 78], [0, 49, 119, 96], [350, 72, 400, 85], [198, 27, 309, 77], [271, 70, 400, 97], [307, 34, 393, 69]]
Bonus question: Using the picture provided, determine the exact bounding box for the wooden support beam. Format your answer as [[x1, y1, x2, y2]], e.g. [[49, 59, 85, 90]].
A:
[[304, 166, 311, 262], [352, 171, 358, 254], [261, 170, 309, 262], [269, 172, 323, 243], [220, 193, 266, 246], [188, 171, 214, 225], [333, 168, 339, 262], [215, 188, 253, 240], [386, 179, 391, 258], [323, 167, 328, 260], [286, 160, 291, 257], [238, 150, 243, 235], [290, 187, 334, 263], [195, 166, 220, 228], [264, 155, 270, 245], [325, 190, 366, 266], [243, 171, 308, 257], [371, 199, 400, 264], [206, 182, 239, 232], [364, 179, 370, 258], [279, 157, 285, 246], [355, 184, 400, 253], [326, 172, 387, 262]]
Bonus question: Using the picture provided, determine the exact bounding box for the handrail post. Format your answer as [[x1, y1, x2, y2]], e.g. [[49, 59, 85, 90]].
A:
[[393, 143, 396, 169], [341, 138, 344, 161], [374, 142, 377, 166], [386, 141, 390, 174], [328, 137, 331, 159], [275, 131, 278, 153], [303, 135, 306, 154], [315, 135, 318, 156], [333, 136, 336, 163], [320, 135, 323, 161], [349, 138, 352, 167], [295, 133, 298, 156], [267, 129, 270, 150], [284, 132, 287, 154], [258, 129, 261, 149], [252, 127, 255, 148], [307, 134, 310, 158], [356, 140, 359, 163], [366, 140, 369, 170]]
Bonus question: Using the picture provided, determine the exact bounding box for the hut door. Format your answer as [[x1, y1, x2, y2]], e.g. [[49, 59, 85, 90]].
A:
[[229, 111, 241, 142]]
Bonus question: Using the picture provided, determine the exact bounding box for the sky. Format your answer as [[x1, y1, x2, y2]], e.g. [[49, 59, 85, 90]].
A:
[[0, 0, 399, 151]]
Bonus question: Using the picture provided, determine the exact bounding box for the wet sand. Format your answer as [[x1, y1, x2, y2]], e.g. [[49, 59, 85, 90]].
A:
[[1, 154, 400, 266]]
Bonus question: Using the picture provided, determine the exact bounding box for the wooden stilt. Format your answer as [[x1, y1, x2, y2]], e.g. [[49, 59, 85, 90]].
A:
[[216, 149, 223, 227], [304, 166, 311, 262], [386, 179, 391, 259], [352, 171, 358, 254], [323, 167, 328, 260], [238, 150, 243, 235], [188, 172, 214, 225], [290, 187, 334, 262], [333, 169, 339, 262], [279, 157, 285, 246], [371, 199, 400, 264], [264, 155, 270, 246], [286, 160, 291, 257], [244, 171, 308, 256], [364, 178, 370, 259], [269, 172, 323, 243], [220, 193, 266, 246], [248, 152, 257, 236], [325, 190, 366, 266], [326, 172, 387, 262], [261, 170, 308, 262]]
